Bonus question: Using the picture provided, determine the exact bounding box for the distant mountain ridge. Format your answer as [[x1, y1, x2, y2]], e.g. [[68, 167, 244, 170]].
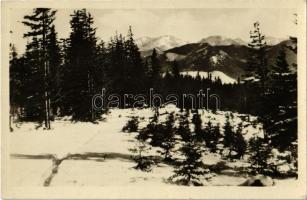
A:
[[136, 35, 287, 53], [136, 35, 295, 81], [162, 39, 296, 80], [198, 35, 286, 46], [199, 35, 246, 46], [136, 35, 189, 56]]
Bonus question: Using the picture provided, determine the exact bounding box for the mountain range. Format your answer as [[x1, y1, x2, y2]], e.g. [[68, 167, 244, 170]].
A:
[[136, 35, 287, 54], [136, 35, 296, 81]]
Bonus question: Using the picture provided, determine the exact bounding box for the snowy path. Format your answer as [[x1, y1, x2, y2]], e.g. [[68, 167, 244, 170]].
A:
[[11, 152, 148, 186], [10, 152, 247, 186]]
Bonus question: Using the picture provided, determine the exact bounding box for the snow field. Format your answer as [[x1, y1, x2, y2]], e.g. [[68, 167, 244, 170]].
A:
[[9, 105, 296, 186]]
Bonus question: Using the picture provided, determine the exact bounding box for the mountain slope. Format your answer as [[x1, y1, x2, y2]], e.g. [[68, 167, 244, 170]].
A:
[[163, 39, 296, 80], [165, 43, 250, 79]]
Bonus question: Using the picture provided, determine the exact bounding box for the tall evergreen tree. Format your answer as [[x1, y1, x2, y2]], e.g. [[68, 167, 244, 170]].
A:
[[246, 21, 268, 89], [149, 48, 161, 87], [46, 25, 61, 117], [267, 47, 297, 150], [171, 60, 180, 78], [106, 33, 126, 95], [9, 43, 22, 129], [21, 38, 45, 122], [62, 9, 101, 121], [22, 8, 57, 129], [125, 26, 146, 93]]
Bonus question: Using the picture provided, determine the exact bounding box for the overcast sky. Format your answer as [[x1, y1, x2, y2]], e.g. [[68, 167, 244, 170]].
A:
[[10, 8, 297, 54]]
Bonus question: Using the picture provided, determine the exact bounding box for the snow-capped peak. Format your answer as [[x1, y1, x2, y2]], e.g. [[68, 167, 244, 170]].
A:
[[199, 35, 246, 46], [136, 35, 189, 52]]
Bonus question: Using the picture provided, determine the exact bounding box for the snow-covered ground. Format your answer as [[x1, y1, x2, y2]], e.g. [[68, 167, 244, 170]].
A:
[[181, 71, 237, 84], [9, 105, 297, 187]]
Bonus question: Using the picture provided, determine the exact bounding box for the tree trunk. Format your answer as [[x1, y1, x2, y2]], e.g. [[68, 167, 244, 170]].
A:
[[43, 11, 51, 129]]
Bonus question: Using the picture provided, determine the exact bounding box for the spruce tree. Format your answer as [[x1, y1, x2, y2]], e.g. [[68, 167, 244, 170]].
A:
[[248, 136, 273, 175], [170, 110, 210, 186], [46, 25, 61, 117], [22, 8, 57, 128], [159, 112, 176, 161], [177, 109, 190, 141], [21, 38, 45, 122], [171, 60, 180, 78], [223, 117, 236, 158], [268, 47, 297, 150], [62, 9, 100, 121], [137, 108, 159, 142], [191, 112, 204, 142], [149, 48, 161, 87], [9, 44, 22, 129], [125, 26, 146, 94], [233, 123, 247, 159], [204, 121, 221, 153], [106, 33, 126, 95], [247, 21, 268, 89], [129, 139, 154, 172], [122, 116, 139, 133]]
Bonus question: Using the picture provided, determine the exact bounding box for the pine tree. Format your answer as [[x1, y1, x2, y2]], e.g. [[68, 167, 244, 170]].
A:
[[9, 44, 22, 129], [46, 25, 61, 117], [177, 109, 190, 141], [170, 110, 210, 186], [21, 38, 45, 122], [159, 112, 176, 161], [149, 48, 161, 87], [204, 121, 221, 153], [137, 108, 159, 142], [273, 48, 289, 75], [223, 117, 236, 158], [192, 112, 204, 142], [104, 27, 145, 101], [125, 26, 146, 94], [233, 123, 247, 159], [171, 60, 180, 78], [107, 34, 132, 98], [62, 9, 100, 121], [248, 136, 274, 175], [129, 139, 154, 172], [92, 40, 107, 110], [22, 8, 57, 129], [122, 116, 139, 133], [212, 124, 222, 152], [266, 47, 297, 150], [246, 21, 268, 89]]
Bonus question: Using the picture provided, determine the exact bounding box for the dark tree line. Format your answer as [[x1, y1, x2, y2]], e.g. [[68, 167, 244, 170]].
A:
[[10, 9, 148, 126]]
